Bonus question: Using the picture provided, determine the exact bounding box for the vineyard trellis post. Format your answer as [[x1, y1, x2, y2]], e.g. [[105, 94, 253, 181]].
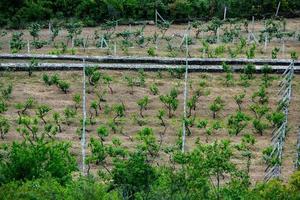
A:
[[114, 42, 117, 56], [264, 61, 294, 182], [223, 6, 227, 21], [296, 128, 300, 169], [264, 33, 268, 52], [81, 58, 87, 175], [155, 10, 167, 27], [281, 39, 285, 58], [182, 31, 189, 153], [248, 16, 258, 43], [27, 40, 30, 54], [276, 2, 281, 17], [48, 22, 51, 41]]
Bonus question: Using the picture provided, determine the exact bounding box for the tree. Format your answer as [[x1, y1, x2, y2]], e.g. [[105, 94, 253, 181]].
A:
[[243, 64, 256, 79], [73, 94, 81, 111], [222, 63, 234, 86], [66, 21, 82, 46], [137, 96, 149, 118], [0, 140, 77, 185], [0, 100, 7, 113], [50, 21, 61, 42], [111, 152, 156, 199], [64, 107, 76, 125], [103, 75, 113, 94], [10, 32, 25, 53], [155, 109, 165, 127], [36, 105, 51, 124], [113, 103, 125, 123], [235, 134, 256, 174], [28, 23, 41, 41], [28, 59, 38, 77], [250, 104, 269, 119], [267, 111, 285, 128], [125, 76, 134, 94], [57, 80, 70, 94], [90, 100, 99, 116], [0, 116, 9, 139], [159, 88, 179, 118], [200, 140, 236, 199], [97, 125, 109, 141], [53, 112, 62, 132], [253, 119, 268, 136], [252, 86, 269, 104], [227, 111, 250, 136], [149, 83, 159, 95], [85, 67, 101, 86], [1, 84, 13, 100], [234, 93, 246, 111], [209, 96, 224, 119], [86, 137, 108, 175], [15, 97, 36, 116], [137, 127, 159, 158]]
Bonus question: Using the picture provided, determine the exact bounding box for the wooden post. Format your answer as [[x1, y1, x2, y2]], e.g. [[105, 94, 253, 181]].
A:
[[182, 33, 189, 153], [81, 59, 87, 175], [27, 40, 30, 54], [71, 38, 74, 49], [282, 39, 285, 58], [114, 42, 117, 56], [223, 7, 227, 21], [83, 35, 88, 52], [217, 28, 220, 43], [48, 22, 51, 41], [276, 2, 281, 17], [155, 9, 158, 26], [252, 16, 255, 33], [264, 34, 268, 52]]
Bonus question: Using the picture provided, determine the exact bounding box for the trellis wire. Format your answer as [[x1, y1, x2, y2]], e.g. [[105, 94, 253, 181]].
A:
[[182, 31, 189, 153], [81, 58, 87, 175], [264, 61, 294, 182]]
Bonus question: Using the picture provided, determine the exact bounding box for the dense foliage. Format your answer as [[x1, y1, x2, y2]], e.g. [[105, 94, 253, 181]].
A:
[[1, 136, 300, 199], [1, 0, 300, 28]]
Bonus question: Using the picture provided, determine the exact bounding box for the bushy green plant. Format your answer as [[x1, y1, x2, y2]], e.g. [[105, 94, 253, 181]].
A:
[[36, 104, 51, 124], [149, 83, 159, 95], [10, 32, 25, 52], [0, 116, 9, 139], [234, 93, 246, 111], [243, 64, 256, 79], [209, 96, 225, 119], [97, 125, 109, 141], [137, 96, 149, 118], [253, 118, 268, 135], [57, 80, 70, 94], [160, 88, 179, 118], [28, 23, 41, 40], [0, 100, 7, 113], [147, 47, 156, 57], [227, 111, 250, 136], [28, 59, 38, 77]]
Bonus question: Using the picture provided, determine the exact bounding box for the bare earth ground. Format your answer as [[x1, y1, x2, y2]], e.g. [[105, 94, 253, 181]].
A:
[[0, 69, 299, 183], [0, 18, 299, 58]]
